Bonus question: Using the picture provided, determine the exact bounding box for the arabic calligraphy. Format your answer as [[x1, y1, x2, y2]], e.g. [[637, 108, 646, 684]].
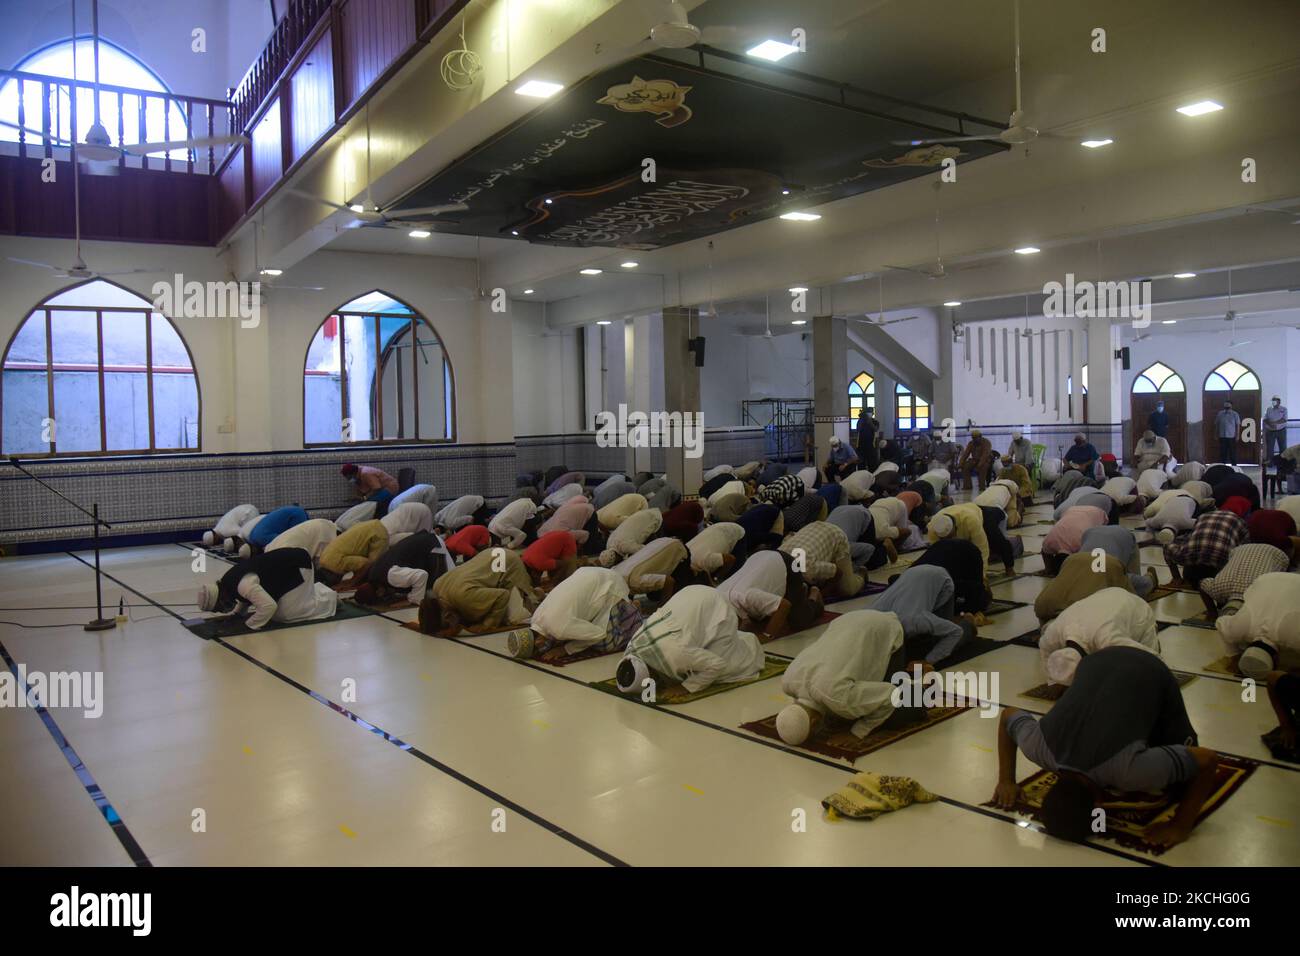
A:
[[542, 180, 748, 245], [447, 118, 607, 205], [597, 76, 694, 128]]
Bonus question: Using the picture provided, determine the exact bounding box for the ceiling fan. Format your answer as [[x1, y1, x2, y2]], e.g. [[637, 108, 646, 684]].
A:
[[289, 103, 466, 230], [1223, 270, 1254, 348], [248, 213, 323, 292], [891, 0, 1060, 149], [848, 275, 920, 327], [4, 1, 247, 168], [884, 183, 995, 279]]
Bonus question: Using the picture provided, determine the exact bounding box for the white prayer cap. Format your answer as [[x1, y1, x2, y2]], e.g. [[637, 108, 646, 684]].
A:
[[616, 655, 650, 694], [222, 537, 237, 552], [1155, 528, 1176, 545], [202, 530, 215, 547], [598, 549, 619, 567], [931, 514, 954, 538], [238, 543, 252, 559], [1045, 648, 1083, 685], [830, 436, 841, 446], [1011, 430, 1022, 440], [197, 584, 219, 612], [776, 704, 812, 745]]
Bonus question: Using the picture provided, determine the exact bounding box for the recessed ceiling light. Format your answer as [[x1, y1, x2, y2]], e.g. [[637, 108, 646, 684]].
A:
[[597, 320, 612, 326], [544, 198, 553, 205], [580, 268, 603, 275], [620, 261, 639, 269], [516, 80, 564, 98], [1080, 138, 1113, 148], [1162, 320, 1177, 325], [1014, 246, 1040, 255], [1176, 100, 1223, 116], [943, 300, 961, 307], [789, 286, 808, 293], [747, 39, 800, 62], [1174, 272, 1197, 279], [780, 211, 821, 221], [349, 204, 365, 213], [522, 289, 534, 294], [409, 229, 431, 238], [781, 188, 791, 195], [791, 319, 807, 326], [511, 230, 519, 236], [260, 268, 282, 276]]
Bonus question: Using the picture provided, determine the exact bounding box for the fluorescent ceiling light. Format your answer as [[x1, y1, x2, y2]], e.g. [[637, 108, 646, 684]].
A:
[[1176, 100, 1223, 116], [780, 211, 821, 221], [580, 268, 603, 275], [747, 40, 799, 62], [597, 320, 612, 326], [409, 230, 431, 238], [1162, 320, 1177, 325], [516, 80, 564, 98], [259, 269, 282, 276], [943, 300, 961, 307], [522, 289, 534, 294], [791, 319, 807, 326], [1014, 246, 1040, 255], [1080, 138, 1113, 148], [789, 286, 808, 293], [1174, 272, 1197, 279], [620, 261, 639, 269], [349, 204, 365, 213]]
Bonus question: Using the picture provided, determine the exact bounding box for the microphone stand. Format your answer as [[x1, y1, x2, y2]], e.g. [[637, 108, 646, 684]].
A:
[[8, 456, 115, 631]]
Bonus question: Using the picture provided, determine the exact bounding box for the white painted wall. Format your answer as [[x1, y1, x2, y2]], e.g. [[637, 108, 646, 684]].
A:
[[511, 301, 584, 436], [0, 238, 508, 453], [0, 0, 271, 102]]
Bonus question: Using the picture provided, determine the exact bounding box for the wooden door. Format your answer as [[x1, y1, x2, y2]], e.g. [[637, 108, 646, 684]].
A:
[[1202, 390, 1261, 464], [1131, 392, 1187, 461]]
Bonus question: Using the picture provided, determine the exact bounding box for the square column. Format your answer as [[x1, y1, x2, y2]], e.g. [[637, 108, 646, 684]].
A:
[[662, 306, 703, 495], [813, 314, 849, 464]]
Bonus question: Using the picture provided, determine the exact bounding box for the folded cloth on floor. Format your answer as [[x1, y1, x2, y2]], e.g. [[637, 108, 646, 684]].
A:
[[820, 771, 940, 820]]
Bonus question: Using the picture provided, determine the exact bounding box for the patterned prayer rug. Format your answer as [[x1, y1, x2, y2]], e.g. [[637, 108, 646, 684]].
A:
[[588, 653, 790, 704], [182, 599, 375, 639], [743, 702, 973, 761], [986, 753, 1258, 855]]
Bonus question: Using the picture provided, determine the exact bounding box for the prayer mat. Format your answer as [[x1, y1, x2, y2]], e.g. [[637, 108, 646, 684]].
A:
[[979, 598, 1028, 620], [907, 633, 1009, 669], [534, 644, 622, 667], [1202, 655, 1242, 677], [849, 580, 890, 598], [1020, 670, 1197, 701], [182, 542, 238, 562], [1260, 726, 1300, 763], [1178, 611, 1218, 630], [400, 619, 532, 638], [987, 753, 1258, 856], [985, 570, 1023, 587], [1010, 629, 1042, 647], [183, 600, 375, 639], [822, 772, 939, 820], [348, 596, 414, 612], [589, 654, 790, 705], [743, 702, 972, 761]]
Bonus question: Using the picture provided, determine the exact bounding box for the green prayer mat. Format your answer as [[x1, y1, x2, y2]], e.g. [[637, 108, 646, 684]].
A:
[[743, 702, 972, 761], [589, 653, 790, 705], [986, 753, 1258, 856], [1020, 670, 1197, 701], [183, 599, 376, 639]]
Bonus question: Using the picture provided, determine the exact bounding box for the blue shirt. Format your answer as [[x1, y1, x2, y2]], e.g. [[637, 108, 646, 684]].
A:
[[1063, 442, 1099, 465], [249, 506, 309, 546]]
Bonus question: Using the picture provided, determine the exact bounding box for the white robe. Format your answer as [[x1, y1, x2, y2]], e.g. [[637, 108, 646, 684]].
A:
[[489, 498, 539, 549], [841, 470, 876, 503], [867, 497, 908, 540], [1039, 587, 1160, 684], [1146, 493, 1197, 533], [624, 585, 764, 693], [381, 502, 434, 536], [390, 483, 438, 513], [612, 536, 681, 589], [1216, 572, 1300, 671], [1137, 468, 1170, 499], [235, 567, 337, 630], [530, 567, 630, 654], [780, 610, 907, 738], [543, 482, 584, 510], [1276, 495, 1300, 531], [337, 500, 378, 531], [214, 504, 259, 538], [1100, 476, 1138, 506], [702, 464, 735, 482], [266, 518, 337, 563], [434, 495, 483, 531], [604, 507, 662, 559], [974, 484, 1012, 510], [919, 469, 950, 498], [686, 522, 745, 572], [714, 550, 786, 622]]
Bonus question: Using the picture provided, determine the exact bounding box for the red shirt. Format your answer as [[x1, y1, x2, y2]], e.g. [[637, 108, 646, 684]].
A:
[[1247, 509, 1296, 551], [445, 524, 490, 558], [522, 530, 578, 572]]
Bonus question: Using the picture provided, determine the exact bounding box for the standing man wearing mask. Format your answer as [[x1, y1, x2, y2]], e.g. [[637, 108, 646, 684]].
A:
[[1147, 400, 1169, 439], [1215, 400, 1241, 465], [1264, 396, 1288, 459]]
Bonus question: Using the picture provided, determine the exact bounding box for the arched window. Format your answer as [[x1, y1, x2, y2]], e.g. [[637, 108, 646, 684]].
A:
[[1132, 361, 1185, 393], [895, 383, 930, 432], [849, 371, 875, 423], [304, 291, 454, 446], [1204, 359, 1259, 392], [0, 37, 190, 159], [1, 279, 200, 455]]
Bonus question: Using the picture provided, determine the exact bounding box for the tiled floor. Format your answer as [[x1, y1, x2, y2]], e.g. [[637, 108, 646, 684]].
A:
[[1, 493, 1296, 866]]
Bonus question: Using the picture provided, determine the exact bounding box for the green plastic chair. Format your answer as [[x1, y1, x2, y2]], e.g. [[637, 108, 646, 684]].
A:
[[1030, 443, 1046, 490]]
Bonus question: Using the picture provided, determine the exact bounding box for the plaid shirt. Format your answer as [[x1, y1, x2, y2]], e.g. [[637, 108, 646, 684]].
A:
[[1164, 510, 1248, 570], [1199, 543, 1289, 608], [761, 473, 805, 508], [781, 493, 825, 533], [780, 521, 850, 581]]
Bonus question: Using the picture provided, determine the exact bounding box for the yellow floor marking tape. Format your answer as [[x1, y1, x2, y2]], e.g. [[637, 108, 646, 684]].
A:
[[339, 824, 357, 839], [1256, 816, 1293, 828], [683, 784, 705, 796], [532, 719, 549, 730], [241, 745, 253, 756]]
